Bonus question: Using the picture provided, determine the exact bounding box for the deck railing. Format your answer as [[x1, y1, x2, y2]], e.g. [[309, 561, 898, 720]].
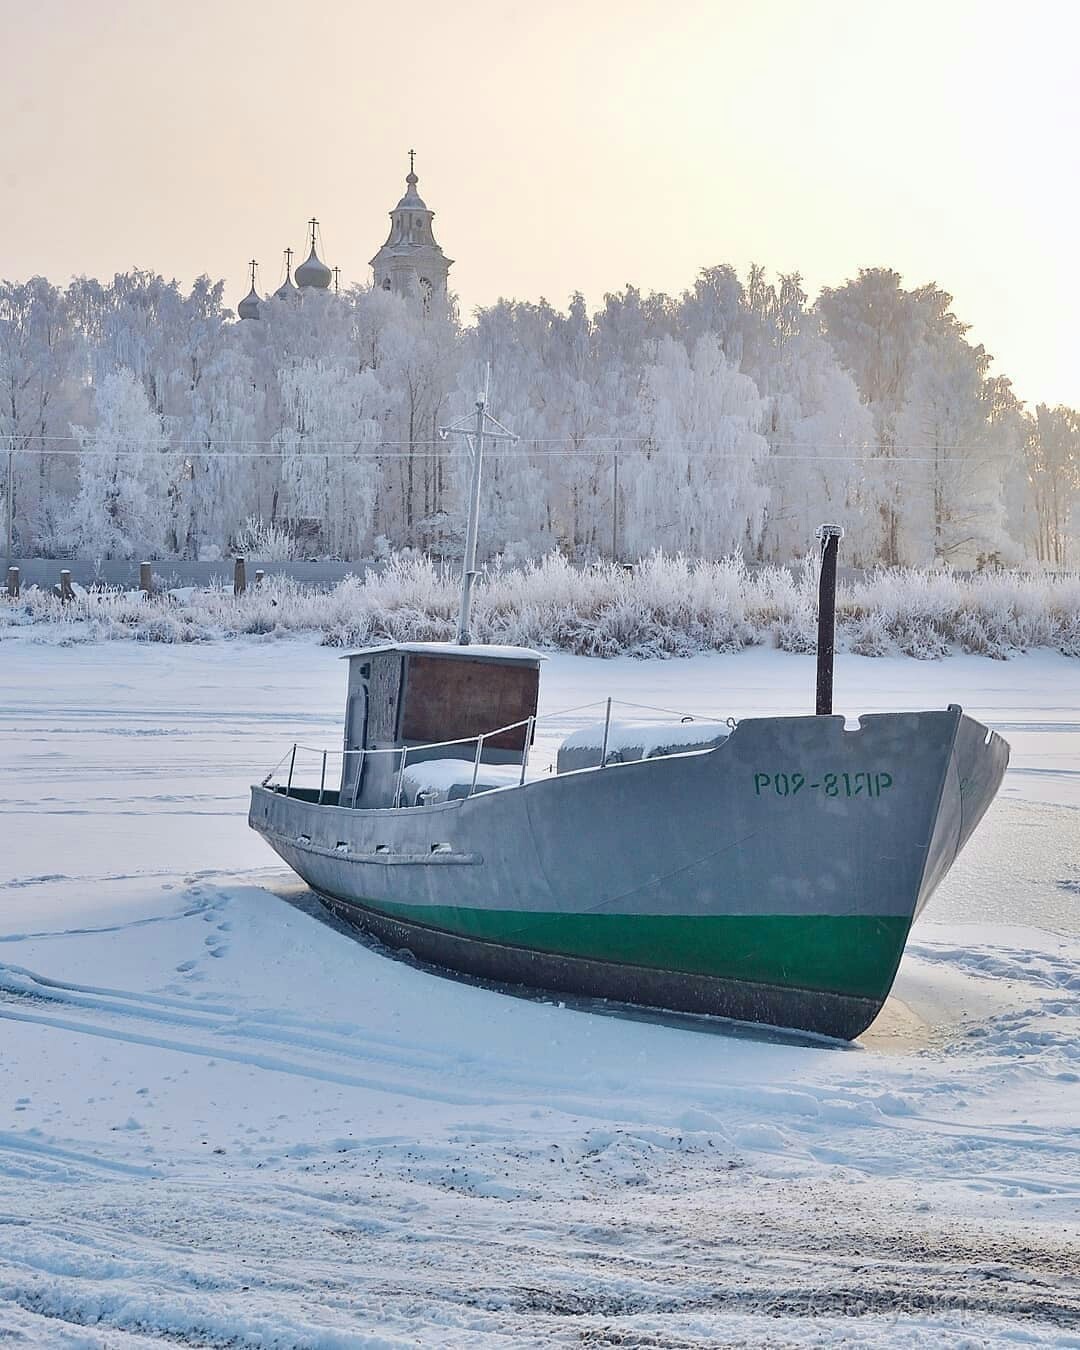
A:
[[263, 713, 538, 808], [260, 698, 731, 806]]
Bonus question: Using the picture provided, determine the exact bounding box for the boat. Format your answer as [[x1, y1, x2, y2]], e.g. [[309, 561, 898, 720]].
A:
[[248, 397, 1009, 1041]]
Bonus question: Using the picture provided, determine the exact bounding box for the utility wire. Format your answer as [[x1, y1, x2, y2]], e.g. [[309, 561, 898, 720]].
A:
[[0, 431, 1038, 453], [0, 443, 1032, 465]]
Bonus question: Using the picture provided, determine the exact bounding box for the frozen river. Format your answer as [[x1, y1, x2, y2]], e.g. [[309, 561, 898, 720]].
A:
[[0, 638, 1077, 1346]]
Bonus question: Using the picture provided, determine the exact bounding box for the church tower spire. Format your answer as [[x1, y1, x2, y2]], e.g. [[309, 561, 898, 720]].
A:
[[369, 151, 452, 314]]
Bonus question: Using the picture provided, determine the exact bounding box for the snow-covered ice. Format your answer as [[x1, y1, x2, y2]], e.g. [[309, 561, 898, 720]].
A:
[[0, 638, 1077, 1346]]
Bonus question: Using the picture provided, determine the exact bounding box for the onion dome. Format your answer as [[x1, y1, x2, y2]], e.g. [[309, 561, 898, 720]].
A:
[[295, 247, 332, 289], [237, 285, 261, 320], [273, 247, 297, 300], [237, 260, 261, 320], [295, 218, 332, 289]]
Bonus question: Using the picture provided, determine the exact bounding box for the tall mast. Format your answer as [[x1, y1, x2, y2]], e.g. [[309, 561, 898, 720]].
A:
[[438, 368, 518, 645]]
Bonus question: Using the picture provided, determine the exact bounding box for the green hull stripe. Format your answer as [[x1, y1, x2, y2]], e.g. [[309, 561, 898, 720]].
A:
[[363, 902, 913, 1001]]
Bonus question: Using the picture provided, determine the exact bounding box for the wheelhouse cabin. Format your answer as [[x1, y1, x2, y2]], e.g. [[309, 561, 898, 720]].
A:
[[339, 643, 542, 808]]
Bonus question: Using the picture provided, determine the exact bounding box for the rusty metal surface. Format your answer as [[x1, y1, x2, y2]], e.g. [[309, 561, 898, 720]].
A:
[[400, 655, 538, 752]]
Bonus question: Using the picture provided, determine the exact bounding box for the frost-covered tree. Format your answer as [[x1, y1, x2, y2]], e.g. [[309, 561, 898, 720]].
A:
[[375, 302, 458, 539], [273, 360, 390, 558], [627, 334, 768, 558], [817, 269, 1023, 566], [1025, 405, 1080, 567], [470, 294, 616, 558], [63, 369, 170, 559], [893, 333, 1010, 563], [0, 278, 81, 552], [762, 332, 877, 563], [0, 255, 1061, 568]]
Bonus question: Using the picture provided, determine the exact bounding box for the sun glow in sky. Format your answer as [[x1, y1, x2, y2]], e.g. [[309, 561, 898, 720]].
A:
[[1, 0, 1076, 406]]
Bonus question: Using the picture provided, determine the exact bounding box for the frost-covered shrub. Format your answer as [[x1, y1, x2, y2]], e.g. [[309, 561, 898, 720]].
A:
[[133, 616, 183, 643], [1058, 617, 1080, 658], [954, 612, 1010, 660], [845, 612, 891, 658], [893, 617, 951, 660], [774, 615, 817, 653], [232, 516, 298, 562], [3, 555, 1079, 659]]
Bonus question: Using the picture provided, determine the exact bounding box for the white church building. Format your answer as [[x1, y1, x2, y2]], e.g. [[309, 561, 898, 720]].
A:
[[237, 153, 451, 321]]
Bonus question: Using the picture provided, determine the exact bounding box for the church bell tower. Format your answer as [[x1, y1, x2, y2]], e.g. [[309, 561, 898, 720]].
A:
[[370, 151, 452, 314]]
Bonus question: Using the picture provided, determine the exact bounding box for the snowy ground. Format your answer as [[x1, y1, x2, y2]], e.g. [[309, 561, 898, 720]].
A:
[[0, 638, 1077, 1347]]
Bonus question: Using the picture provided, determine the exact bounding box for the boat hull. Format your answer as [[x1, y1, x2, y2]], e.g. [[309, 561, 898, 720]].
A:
[[249, 707, 1008, 1039]]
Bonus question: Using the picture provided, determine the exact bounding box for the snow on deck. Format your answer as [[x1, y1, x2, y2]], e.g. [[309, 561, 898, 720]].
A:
[[0, 638, 1078, 1345], [401, 756, 524, 801], [559, 717, 730, 755]]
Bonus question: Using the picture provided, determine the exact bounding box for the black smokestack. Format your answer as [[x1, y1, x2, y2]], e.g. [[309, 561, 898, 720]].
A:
[[815, 524, 843, 716]]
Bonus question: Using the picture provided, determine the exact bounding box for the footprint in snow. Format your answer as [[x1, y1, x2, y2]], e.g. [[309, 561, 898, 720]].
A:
[[175, 960, 197, 973]]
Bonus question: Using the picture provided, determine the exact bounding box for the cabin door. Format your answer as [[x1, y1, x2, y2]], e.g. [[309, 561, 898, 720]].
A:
[[344, 688, 368, 806]]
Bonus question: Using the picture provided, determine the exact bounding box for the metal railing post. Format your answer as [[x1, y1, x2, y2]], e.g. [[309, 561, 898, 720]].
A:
[[318, 750, 327, 804], [519, 716, 534, 786], [286, 744, 296, 797], [600, 698, 613, 766], [470, 732, 485, 796], [394, 746, 407, 809]]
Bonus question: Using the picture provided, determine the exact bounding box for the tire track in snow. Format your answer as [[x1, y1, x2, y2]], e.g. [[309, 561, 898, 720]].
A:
[[0, 1131, 161, 1180], [4, 958, 1080, 1181]]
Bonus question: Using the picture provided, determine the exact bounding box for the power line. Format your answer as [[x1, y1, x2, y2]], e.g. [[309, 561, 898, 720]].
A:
[[0, 443, 1031, 466], [0, 431, 1035, 454]]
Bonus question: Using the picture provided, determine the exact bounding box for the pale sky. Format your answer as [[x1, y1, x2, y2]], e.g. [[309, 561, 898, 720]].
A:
[[1, 0, 1076, 407]]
